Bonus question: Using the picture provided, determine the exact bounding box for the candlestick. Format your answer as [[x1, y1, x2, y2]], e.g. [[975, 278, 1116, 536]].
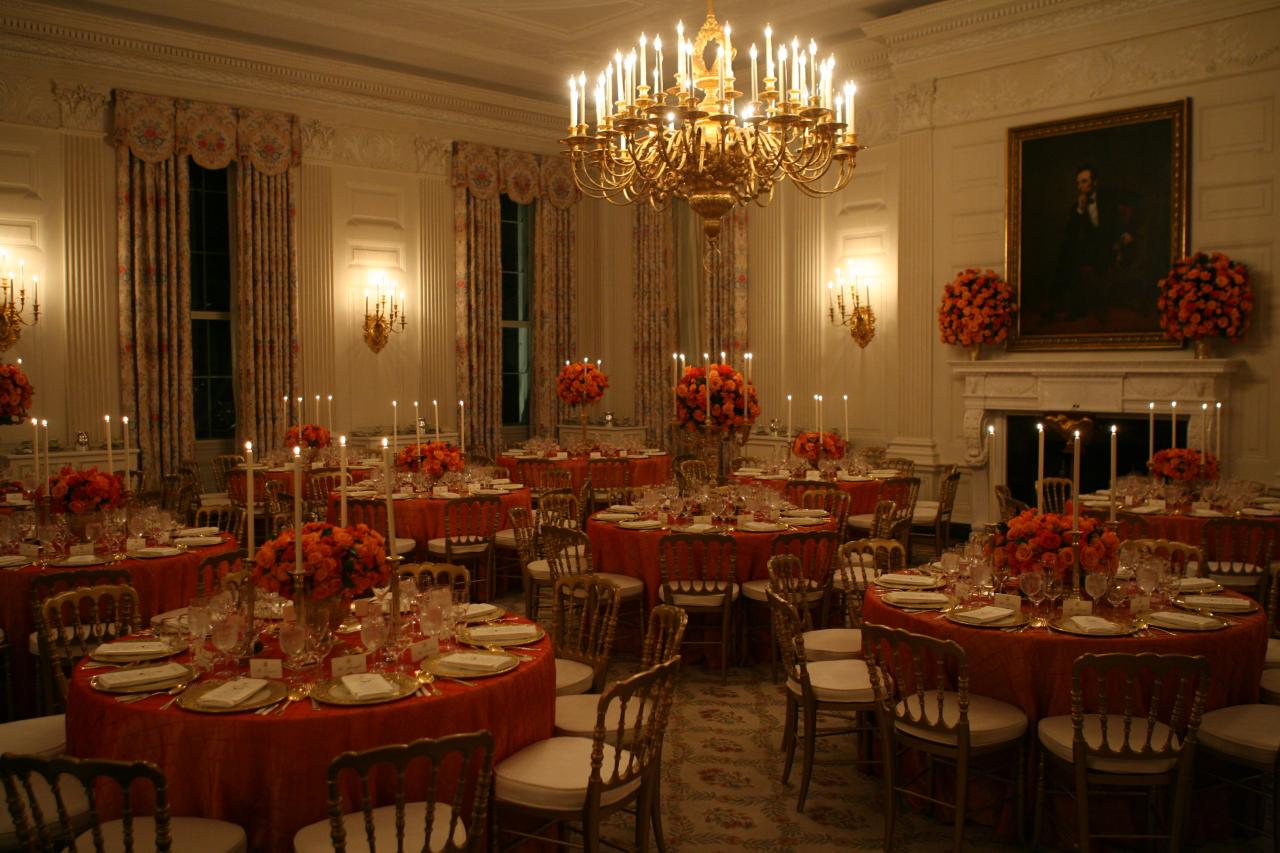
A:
[[1109, 425, 1117, 523], [245, 441, 255, 558], [1036, 422, 1045, 512], [292, 446, 303, 578], [1147, 401, 1154, 463], [122, 416, 130, 492], [391, 400, 398, 457], [1170, 401, 1177, 449], [1071, 430, 1081, 533], [458, 401, 466, 455], [433, 400, 441, 443], [414, 401, 422, 446], [987, 424, 997, 524], [104, 415, 113, 473]]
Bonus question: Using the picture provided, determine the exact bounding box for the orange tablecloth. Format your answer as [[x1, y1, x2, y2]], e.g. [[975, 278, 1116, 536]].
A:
[[0, 537, 239, 717], [731, 475, 883, 514], [497, 454, 672, 492], [324, 489, 533, 560], [586, 516, 839, 609], [1097, 509, 1280, 558], [66, 624, 555, 853]]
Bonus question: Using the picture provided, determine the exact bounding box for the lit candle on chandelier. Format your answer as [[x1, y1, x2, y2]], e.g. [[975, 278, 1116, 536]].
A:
[[786, 394, 792, 439], [295, 396, 302, 427], [1215, 402, 1222, 462]]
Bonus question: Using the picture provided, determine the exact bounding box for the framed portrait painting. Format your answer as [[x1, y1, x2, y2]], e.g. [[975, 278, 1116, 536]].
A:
[[1006, 99, 1189, 350]]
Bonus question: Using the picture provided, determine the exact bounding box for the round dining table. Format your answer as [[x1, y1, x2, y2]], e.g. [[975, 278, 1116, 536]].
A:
[[228, 464, 376, 501], [66, 620, 555, 853], [497, 453, 671, 492], [1084, 506, 1280, 558], [731, 474, 884, 514]]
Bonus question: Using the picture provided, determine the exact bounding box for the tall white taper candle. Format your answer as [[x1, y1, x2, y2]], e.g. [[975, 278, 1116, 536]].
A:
[[1036, 422, 1045, 512], [104, 415, 113, 473], [1071, 430, 1081, 533], [339, 436, 348, 528], [293, 446, 303, 576], [1109, 425, 1117, 523], [245, 441, 255, 557]]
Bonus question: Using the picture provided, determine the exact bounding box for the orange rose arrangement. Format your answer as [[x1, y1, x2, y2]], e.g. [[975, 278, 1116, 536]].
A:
[[38, 466, 126, 514], [0, 363, 33, 423], [397, 441, 465, 479], [674, 364, 760, 434], [557, 362, 609, 406], [251, 521, 388, 601], [1157, 252, 1252, 344], [284, 423, 331, 449], [791, 431, 848, 464], [994, 510, 1119, 581], [1149, 448, 1219, 482], [937, 268, 1015, 349]]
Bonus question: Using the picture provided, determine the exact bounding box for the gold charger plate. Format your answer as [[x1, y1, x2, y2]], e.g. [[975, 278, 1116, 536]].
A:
[[312, 672, 419, 706], [946, 608, 1029, 629], [88, 664, 197, 695], [461, 605, 505, 624], [1171, 581, 1225, 595], [1048, 617, 1139, 637], [1142, 611, 1229, 632], [873, 575, 946, 592], [426, 650, 519, 679], [90, 639, 184, 664], [457, 624, 545, 648], [178, 678, 287, 713], [881, 591, 954, 611], [1174, 596, 1259, 616]]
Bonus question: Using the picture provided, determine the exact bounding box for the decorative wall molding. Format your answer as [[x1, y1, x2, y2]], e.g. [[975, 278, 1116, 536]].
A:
[[51, 81, 109, 133], [894, 79, 937, 133], [0, 72, 58, 129], [412, 136, 451, 177], [300, 119, 335, 161]]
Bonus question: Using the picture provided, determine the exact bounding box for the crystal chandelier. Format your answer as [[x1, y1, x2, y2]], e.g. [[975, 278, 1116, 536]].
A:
[[561, 1, 860, 244], [0, 251, 40, 352]]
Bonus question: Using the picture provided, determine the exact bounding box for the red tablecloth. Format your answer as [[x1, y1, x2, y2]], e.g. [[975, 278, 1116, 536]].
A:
[[324, 489, 532, 561], [228, 465, 376, 500], [1095, 509, 1280, 558], [731, 475, 883, 514], [496, 454, 672, 492], [66, 624, 555, 853], [0, 537, 239, 717]]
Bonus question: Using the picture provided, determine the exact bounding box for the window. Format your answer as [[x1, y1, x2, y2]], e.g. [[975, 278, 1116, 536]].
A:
[[189, 163, 236, 440], [500, 195, 533, 427]]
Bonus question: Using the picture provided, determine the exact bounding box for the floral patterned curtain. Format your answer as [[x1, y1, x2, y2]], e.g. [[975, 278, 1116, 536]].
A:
[[703, 209, 749, 358], [633, 205, 677, 447], [531, 156, 579, 436]]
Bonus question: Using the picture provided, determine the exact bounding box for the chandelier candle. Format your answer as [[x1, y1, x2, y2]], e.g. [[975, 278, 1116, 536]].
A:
[[245, 441, 255, 556], [104, 415, 113, 474], [1036, 422, 1045, 512], [338, 436, 348, 527], [1109, 425, 1118, 523]]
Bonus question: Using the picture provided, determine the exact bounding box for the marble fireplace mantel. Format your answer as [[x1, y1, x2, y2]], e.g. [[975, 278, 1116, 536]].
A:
[[951, 358, 1240, 466]]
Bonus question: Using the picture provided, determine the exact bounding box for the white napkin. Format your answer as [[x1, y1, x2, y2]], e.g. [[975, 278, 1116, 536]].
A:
[[94, 641, 170, 658], [476, 489, 506, 495], [440, 652, 507, 672], [434, 491, 462, 499], [885, 591, 950, 606], [464, 603, 498, 619], [498, 483, 524, 490], [490, 478, 511, 484], [199, 678, 270, 708], [1149, 611, 1220, 630], [341, 673, 397, 700], [871, 469, 900, 478], [953, 606, 1013, 625], [594, 512, 634, 522], [783, 509, 828, 517], [1176, 578, 1218, 591], [467, 624, 540, 642], [55, 555, 103, 566], [1128, 505, 1162, 515], [133, 547, 183, 558], [787, 517, 829, 527], [176, 527, 220, 537], [738, 521, 785, 532], [0, 555, 30, 568], [837, 473, 871, 482], [734, 468, 763, 476], [94, 662, 188, 690], [1183, 595, 1251, 611], [608, 505, 640, 513], [618, 519, 662, 530], [1242, 508, 1280, 517], [877, 573, 937, 588], [1191, 509, 1225, 518], [174, 536, 223, 547], [679, 523, 714, 533], [1069, 616, 1119, 634]]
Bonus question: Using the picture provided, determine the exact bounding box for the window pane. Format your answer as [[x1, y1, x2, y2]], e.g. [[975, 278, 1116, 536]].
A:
[[206, 253, 231, 311], [501, 326, 529, 425], [207, 320, 233, 374], [192, 320, 209, 375], [500, 221, 519, 271]]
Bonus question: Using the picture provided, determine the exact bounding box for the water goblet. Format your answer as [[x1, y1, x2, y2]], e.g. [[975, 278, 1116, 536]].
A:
[[279, 621, 307, 671], [1084, 570, 1109, 604], [360, 613, 387, 669], [211, 615, 242, 675], [1106, 579, 1129, 612], [1018, 571, 1045, 626], [1043, 571, 1065, 619]]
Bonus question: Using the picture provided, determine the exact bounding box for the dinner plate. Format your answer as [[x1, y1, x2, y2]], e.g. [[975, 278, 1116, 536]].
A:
[[617, 519, 663, 531], [1191, 509, 1225, 518], [594, 512, 635, 522], [1173, 579, 1223, 594], [881, 591, 952, 610], [1048, 616, 1139, 637], [785, 517, 830, 527], [736, 522, 788, 533], [475, 488, 506, 496], [496, 483, 525, 490], [1126, 505, 1163, 515], [425, 650, 519, 679], [1175, 595, 1259, 615], [90, 638, 184, 664], [129, 547, 184, 559], [947, 607, 1029, 629], [873, 574, 945, 591], [88, 663, 197, 695], [458, 623, 545, 647], [178, 678, 287, 713], [1144, 610, 1229, 632], [312, 672, 418, 706]]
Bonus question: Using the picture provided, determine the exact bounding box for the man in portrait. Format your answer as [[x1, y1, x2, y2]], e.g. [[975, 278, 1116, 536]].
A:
[[1054, 164, 1143, 324]]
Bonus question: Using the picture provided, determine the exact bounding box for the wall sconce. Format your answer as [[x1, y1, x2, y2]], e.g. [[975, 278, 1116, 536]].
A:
[[362, 270, 406, 353], [826, 263, 875, 348], [0, 249, 40, 352]]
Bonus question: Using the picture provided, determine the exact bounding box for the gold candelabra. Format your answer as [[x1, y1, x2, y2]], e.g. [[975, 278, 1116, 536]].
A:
[[361, 273, 406, 354], [827, 267, 875, 348], [560, 1, 860, 247], [0, 254, 40, 352]]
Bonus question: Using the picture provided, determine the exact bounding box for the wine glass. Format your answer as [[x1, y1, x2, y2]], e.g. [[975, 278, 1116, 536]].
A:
[[1084, 570, 1109, 604], [211, 615, 243, 675], [83, 521, 104, 555], [187, 597, 212, 668], [279, 621, 307, 671], [360, 613, 387, 670], [1019, 571, 1045, 626], [1106, 579, 1129, 612], [1136, 562, 1160, 603], [1043, 571, 1065, 620]]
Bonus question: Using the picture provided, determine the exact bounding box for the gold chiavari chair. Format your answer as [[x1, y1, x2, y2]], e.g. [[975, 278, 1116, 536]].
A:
[[397, 561, 470, 595], [846, 497, 900, 541], [538, 490, 581, 529], [675, 458, 709, 493], [1118, 538, 1203, 580], [1201, 517, 1276, 600], [191, 504, 235, 533], [574, 477, 593, 528], [741, 531, 840, 675], [305, 470, 351, 522], [881, 456, 915, 476], [588, 459, 633, 511], [800, 488, 852, 536], [1038, 476, 1073, 516], [995, 485, 1031, 523], [426, 495, 502, 602], [857, 446, 887, 469], [912, 466, 962, 559], [658, 532, 738, 683], [551, 575, 622, 697], [209, 454, 244, 494], [40, 584, 142, 709], [195, 551, 242, 598]]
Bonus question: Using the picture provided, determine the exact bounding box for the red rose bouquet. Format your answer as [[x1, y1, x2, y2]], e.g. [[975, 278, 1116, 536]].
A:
[[397, 441, 465, 478], [1149, 448, 1220, 482], [251, 521, 388, 601], [674, 364, 760, 434], [557, 362, 609, 406], [284, 423, 331, 449], [0, 363, 33, 423], [994, 510, 1119, 580], [791, 431, 848, 464], [937, 268, 1015, 349], [38, 466, 126, 514], [1157, 252, 1252, 344]]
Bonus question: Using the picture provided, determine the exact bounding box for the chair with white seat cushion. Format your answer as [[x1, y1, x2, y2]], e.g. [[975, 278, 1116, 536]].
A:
[[0, 715, 66, 761], [863, 623, 1028, 852], [346, 498, 418, 559], [425, 495, 502, 602], [911, 466, 960, 559], [743, 533, 841, 680], [658, 532, 739, 683], [1032, 651, 1210, 853], [832, 538, 905, 637], [292, 731, 492, 853], [41, 584, 142, 712], [551, 575, 621, 697], [1, 753, 245, 853], [495, 658, 679, 853], [1200, 517, 1275, 600], [1198, 702, 1280, 846]]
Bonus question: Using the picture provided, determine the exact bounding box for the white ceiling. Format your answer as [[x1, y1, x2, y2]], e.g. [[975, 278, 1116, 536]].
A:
[[51, 0, 940, 103]]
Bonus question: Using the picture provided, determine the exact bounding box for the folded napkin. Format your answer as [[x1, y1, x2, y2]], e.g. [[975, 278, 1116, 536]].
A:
[[94, 640, 171, 658], [55, 555, 103, 566], [953, 606, 1013, 624], [1242, 508, 1280, 517], [788, 517, 829, 527], [1183, 595, 1251, 611], [1094, 489, 1112, 496], [176, 526, 221, 537], [498, 483, 524, 490], [468, 624, 540, 642], [0, 555, 30, 568], [594, 512, 634, 522], [871, 469, 900, 478], [95, 662, 189, 690], [476, 488, 506, 495], [464, 603, 498, 619], [1191, 509, 1225, 518], [618, 519, 662, 530], [738, 521, 785, 532], [734, 468, 764, 476], [783, 509, 829, 517], [175, 536, 223, 547], [608, 505, 640, 513], [1150, 611, 1220, 630], [133, 547, 183, 558], [435, 491, 462, 499], [440, 652, 508, 672], [644, 449, 664, 454], [837, 473, 872, 482], [1128, 505, 1162, 515], [490, 478, 511, 484], [679, 523, 714, 533], [1069, 616, 1119, 634], [199, 678, 270, 709], [341, 673, 398, 700], [1176, 578, 1219, 591], [885, 591, 950, 606], [878, 573, 938, 588], [150, 607, 188, 629]]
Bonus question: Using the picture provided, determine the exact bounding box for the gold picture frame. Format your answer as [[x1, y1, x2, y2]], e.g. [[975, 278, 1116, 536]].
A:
[[1006, 99, 1189, 351]]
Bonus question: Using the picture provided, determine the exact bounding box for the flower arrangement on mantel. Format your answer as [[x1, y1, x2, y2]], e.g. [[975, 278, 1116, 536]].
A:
[[556, 361, 609, 406], [0, 363, 33, 424], [993, 510, 1119, 581], [284, 423, 331, 449], [251, 521, 388, 601], [38, 466, 126, 514], [1156, 252, 1253, 358], [396, 441, 465, 479], [1149, 448, 1220, 482], [791, 431, 848, 465], [674, 364, 760, 435], [937, 268, 1016, 360]]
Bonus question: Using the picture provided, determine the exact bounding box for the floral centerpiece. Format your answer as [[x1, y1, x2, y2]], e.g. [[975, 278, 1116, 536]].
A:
[[674, 364, 760, 435], [937, 268, 1015, 360], [791, 431, 848, 465], [397, 441, 465, 479], [1157, 252, 1252, 357], [557, 362, 609, 406], [1149, 448, 1220, 482], [284, 423, 331, 449], [994, 510, 1119, 581], [251, 521, 388, 601], [0, 363, 33, 424], [38, 466, 126, 514]]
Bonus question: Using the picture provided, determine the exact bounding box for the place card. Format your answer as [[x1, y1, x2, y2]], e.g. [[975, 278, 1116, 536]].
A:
[[804, 469, 821, 481], [736, 514, 754, 527], [1191, 501, 1211, 513], [409, 638, 439, 663], [993, 593, 1022, 613], [311, 461, 324, 469], [1130, 595, 1151, 614], [618, 450, 628, 457], [18, 543, 39, 558], [126, 537, 147, 551], [693, 515, 712, 525], [331, 653, 367, 678], [1062, 597, 1093, 617], [70, 543, 96, 556], [399, 485, 414, 495], [554, 452, 568, 459], [589, 452, 602, 459], [4, 493, 25, 504], [1148, 499, 1167, 512], [249, 658, 283, 679], [432, 486, 449, 496]]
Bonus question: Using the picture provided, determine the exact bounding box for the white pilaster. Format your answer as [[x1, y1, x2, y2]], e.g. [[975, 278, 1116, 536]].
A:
[[297, 163, 335, 424], [419, 174, 456, 423]]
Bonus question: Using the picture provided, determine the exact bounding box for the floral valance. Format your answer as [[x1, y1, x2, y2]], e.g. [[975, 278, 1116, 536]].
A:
[[113, 90, 301, 176], [452, 141, 579, 209]]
